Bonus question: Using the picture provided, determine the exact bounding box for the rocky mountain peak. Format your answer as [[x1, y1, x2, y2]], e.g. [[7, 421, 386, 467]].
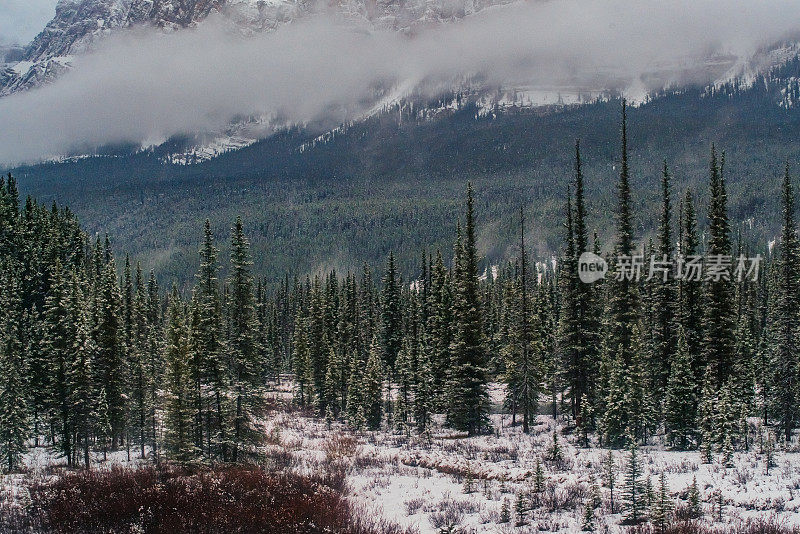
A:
[[0, 0, 510, 96]]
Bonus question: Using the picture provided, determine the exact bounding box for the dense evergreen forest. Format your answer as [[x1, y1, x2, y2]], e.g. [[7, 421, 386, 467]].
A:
[[8, 58, 800, 286], [1, 102, 799, 475]]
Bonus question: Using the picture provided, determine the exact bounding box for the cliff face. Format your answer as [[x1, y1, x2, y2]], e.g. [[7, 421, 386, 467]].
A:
[[2, 0, 227, 95]]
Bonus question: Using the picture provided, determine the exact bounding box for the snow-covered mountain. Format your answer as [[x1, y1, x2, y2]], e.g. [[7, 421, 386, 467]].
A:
[[0, 0, 516, 96], [3, 0, 799, 165]]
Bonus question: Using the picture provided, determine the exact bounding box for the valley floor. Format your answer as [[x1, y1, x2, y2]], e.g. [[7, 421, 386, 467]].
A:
[[271, 384, 800, 533], [3, 383, 799, 533]]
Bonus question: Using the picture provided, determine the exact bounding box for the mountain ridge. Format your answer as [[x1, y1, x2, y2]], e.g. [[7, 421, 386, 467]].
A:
[[9, 56, 800, 285], [1, 0, 517, 96]]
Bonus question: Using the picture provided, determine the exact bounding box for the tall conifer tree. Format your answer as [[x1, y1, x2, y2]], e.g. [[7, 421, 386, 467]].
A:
[[601, 101, 640, 445], [447, 183, 490, 435], [557, 186, 577, 421], [702, 147, 736, 388], [503, 208, 541, 433], [363, 336, 384, 430], [0, 266, 28, 472], [571, 140, 598, 422], [769, 164, 800, 440], [163, 288, 197, 463], [381, 252, 403, 372], [679, 189, 703, 382], [652, 162, 677, 397], [665, 326, 698, 449], [228, 217, 261, 461], [191, 220, 225, 456]]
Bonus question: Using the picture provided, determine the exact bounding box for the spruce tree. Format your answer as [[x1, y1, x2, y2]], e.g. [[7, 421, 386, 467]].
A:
[[557, 185, 579, 422], [516, 208, 541, 433], [358, 263, 377, 368], [345, 330, 365, 428], [121, 255, 135, 458], [0, 175, 19, 259], [0, 266, 28, 472], [227, 217, 262, 462], [42, 261, 76, 465], [601, 101, 640, 445], [144, 270, 162, 461], [502, 279, 521, 425], [769, 164, 800, 441], [336, 272, 359, 413], [718, 384, 735, 466], [702, 147, 736, 388], [679, 189, 703, 381], [425, 250, 452, 410], [127, 263, 148, 459], [665, 326, 698, 449], [730, 315, 755, 448], [323, 345, 344, 420], [381, 252, 403, 371], [500, 498, 511, 523], [687, 476, 702, 518], [447, 183, 489, 435], [190, 219, 225, 457], [395, 340, 413, 428], [582, 501, 595, 532], [534, 456, 545, 492], [293, 309, 313, 407], [503, 210, 542, 433], [413, 335, 434, 433], [652, 162, 677, 398], [23, 305, 48, 450], [514, 492, 528, 526], [634, 323, 654, 440], [122, 255, 134, 349], [163, 287, 197, 463], [95, 386, 111, 462], [602, 328, 647, 445], [69, 304, 96, 469], [571, 140, 599, 424], [698, 366, 717, 461], [363, 336, 384, 430], [549, 428, 564, 463], [607, 100, 639, 363], [623, 437, 644, 524], [307, 276, 328, 412], [93, 259, 125, 448], [651, 472, 672, 534]]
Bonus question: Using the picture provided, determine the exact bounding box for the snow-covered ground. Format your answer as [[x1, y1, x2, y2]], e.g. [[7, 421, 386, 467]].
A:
[[3, 383, 798, 533], [261, 383, 800, 533]]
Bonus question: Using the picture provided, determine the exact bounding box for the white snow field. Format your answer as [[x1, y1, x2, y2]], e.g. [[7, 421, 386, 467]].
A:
[[259, 383, 800, 533], [2, 382, 798, 533]]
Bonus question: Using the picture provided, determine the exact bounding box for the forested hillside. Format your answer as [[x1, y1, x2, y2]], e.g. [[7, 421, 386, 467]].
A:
[[1, 100, 799, 471], [8, 57, 800, 287]]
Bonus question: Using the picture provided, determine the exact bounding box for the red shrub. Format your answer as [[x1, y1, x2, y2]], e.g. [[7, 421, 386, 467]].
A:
[[25, 465, 409, 534]]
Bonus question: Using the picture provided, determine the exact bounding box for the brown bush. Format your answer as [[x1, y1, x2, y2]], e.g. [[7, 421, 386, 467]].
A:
[[19, 464, 411, 534], [323, 433, 361, 464]]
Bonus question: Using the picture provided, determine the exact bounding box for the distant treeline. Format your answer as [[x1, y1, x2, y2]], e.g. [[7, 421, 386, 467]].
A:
[[0, 102, 799, 472]]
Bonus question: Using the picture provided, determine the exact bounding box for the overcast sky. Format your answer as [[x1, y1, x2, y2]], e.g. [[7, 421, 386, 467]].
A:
[[2, 0, 800, 164], [0, 0, 57, 45]]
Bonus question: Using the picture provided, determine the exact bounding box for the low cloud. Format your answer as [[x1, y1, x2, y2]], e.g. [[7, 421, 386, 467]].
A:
[[2, 0, 800, 164]]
